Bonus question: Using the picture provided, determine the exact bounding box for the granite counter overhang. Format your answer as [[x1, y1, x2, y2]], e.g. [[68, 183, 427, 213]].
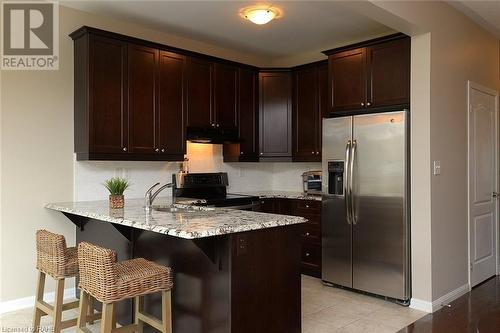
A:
[[45, 198, 307, 239]]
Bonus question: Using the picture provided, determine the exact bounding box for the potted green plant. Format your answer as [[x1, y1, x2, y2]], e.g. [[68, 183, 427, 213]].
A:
[[103, 177, 131, 209]]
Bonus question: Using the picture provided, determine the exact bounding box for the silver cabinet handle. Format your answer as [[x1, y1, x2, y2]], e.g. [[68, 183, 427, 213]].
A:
[[305, 232, 310, 236], [260, 152, 263, 155], [240, 151, 244, 155], [361, 102, 364, 106], [350, 140, 357, 225], [345, 140, 352, 225], [366, 102, 371, 106], [216, 124, 220, 128], [161, 148, 165, 153], [305, 204, 310, 208], [155, 148, 159, 152], [305, 252, 310, 257], [123, 147, 127, 152]]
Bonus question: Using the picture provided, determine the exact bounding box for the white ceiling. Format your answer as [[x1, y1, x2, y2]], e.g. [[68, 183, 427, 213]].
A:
[[448, 0, 500, 38], [61, 1, 394, 62]]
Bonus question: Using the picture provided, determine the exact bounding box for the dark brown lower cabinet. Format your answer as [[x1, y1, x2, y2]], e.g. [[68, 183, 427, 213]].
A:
[[259, 198, 322, 277], [71, 214, 302, 333]]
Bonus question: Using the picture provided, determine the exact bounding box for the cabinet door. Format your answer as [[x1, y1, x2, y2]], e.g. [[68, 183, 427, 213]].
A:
[[158, 51, 186, 155], [329, 48, 367, 112], [317, 62, 328, 158], [186, 57, 213, 128], [214, 63, 238, 129], [127, 44, 158, 154], [259, 71, 292, 158], [89, 35, 127, 153], [367, 38, 410, 108], [293, 67, 319, 161], [238, 68, 258, 157]]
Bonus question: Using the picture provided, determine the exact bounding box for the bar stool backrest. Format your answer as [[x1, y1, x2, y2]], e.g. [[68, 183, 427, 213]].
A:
[[36, 230, 68, 278], [77, 242, 118, 300]]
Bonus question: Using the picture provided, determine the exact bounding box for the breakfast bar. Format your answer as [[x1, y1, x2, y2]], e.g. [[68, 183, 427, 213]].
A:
[[46, 199, 306, 333]]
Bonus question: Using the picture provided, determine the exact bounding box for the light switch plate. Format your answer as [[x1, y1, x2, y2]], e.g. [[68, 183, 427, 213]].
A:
[[433, 161, 441, 175]]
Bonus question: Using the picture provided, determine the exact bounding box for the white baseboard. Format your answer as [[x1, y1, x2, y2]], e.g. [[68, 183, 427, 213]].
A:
[[410, 283, 470, 313], [0, 288, 76, 315], [409, 298, 432, 312]]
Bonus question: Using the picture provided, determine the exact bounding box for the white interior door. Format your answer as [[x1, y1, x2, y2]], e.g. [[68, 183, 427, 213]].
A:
[[468, 81, 499, 287]]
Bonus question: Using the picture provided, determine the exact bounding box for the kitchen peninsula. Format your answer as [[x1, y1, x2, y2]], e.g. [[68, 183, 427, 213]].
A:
[[46, 199, 306, 333]]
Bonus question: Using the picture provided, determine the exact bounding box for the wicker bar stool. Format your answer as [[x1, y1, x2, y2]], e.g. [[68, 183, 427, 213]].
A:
[[76, 242, 173, 333], [33, 230, 99, 333]]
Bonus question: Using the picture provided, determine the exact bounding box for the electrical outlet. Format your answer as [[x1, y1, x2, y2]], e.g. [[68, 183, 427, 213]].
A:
[[433, 161, 441, 175]]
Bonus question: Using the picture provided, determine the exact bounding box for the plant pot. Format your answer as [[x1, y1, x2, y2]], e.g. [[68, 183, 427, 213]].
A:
[[109, 195, 124, 209]]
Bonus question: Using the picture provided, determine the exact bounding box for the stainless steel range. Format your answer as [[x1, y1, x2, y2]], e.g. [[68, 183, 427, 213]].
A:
[[173, 172, 261, 211]]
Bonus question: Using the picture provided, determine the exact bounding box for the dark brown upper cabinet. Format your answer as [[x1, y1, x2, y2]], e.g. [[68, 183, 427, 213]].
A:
[[293, 64, 321, 162], [324, 33, 410, 114], [259, 71, 292, 160], [88, 35, 127, 155], [186, 57, 214, 128], [71, 28, 186, 161], [214, 63, 238, 129], [318, 62, 328, 156], [223, 68, 259, 162], [291, 61, 328, 162], [74, 33, 128, 159], [127, 44, 158, 154], [158, 51, 186, 155], [367, 37, 410, 108], [328, 48, 367, 112]]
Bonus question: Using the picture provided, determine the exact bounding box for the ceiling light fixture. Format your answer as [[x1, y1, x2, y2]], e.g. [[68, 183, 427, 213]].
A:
[[240, 6, 281, 25]]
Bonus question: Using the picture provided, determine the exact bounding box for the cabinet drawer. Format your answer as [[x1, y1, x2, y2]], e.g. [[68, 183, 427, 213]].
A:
[[301, 224, 321, 244], [294, 200, 321, 216], [301, 244, 321, 267]]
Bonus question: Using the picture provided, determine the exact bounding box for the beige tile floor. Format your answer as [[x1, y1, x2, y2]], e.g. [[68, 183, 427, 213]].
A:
[[302, 275, 427, 332], [0, 275, 426, 333]]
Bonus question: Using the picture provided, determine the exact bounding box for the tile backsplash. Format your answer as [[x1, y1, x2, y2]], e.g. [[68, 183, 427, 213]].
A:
[[74, 143, 320, 201]]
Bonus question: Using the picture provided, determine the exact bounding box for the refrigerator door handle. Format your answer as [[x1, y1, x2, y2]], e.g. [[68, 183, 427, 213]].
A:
[[350, 140, 357, 225], [345, 140, 352, 225]]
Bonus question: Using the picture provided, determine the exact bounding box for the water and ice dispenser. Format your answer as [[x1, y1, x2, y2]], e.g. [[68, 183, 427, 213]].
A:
[[328, 161, 344, 196]]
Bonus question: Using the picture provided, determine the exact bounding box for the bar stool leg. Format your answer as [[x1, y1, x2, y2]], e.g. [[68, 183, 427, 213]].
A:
[[76, 290, 89, 332], [161, 290, 172, 333], [32, 271, 46, 333], [101, 303, 115, 333], [134, 296, 144, 333], [87, 296, 94, 324], [52, 279, 65, 333]]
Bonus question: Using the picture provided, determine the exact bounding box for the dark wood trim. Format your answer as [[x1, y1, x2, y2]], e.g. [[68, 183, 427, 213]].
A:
[[70, 26, 259, 71], [322, 33, 409, 55], [76, 152, 185, 161]]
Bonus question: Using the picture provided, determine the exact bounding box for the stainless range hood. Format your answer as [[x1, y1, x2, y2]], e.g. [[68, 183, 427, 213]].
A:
[[186, 126, 241, 144]]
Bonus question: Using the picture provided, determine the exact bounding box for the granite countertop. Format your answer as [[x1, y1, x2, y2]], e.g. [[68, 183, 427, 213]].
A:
[[45, 198, 306, 239], [237, 191, 322, 201]]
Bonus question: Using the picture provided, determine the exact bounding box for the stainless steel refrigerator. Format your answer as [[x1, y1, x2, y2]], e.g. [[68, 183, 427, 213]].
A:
[[321, 110, 410, 302]]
